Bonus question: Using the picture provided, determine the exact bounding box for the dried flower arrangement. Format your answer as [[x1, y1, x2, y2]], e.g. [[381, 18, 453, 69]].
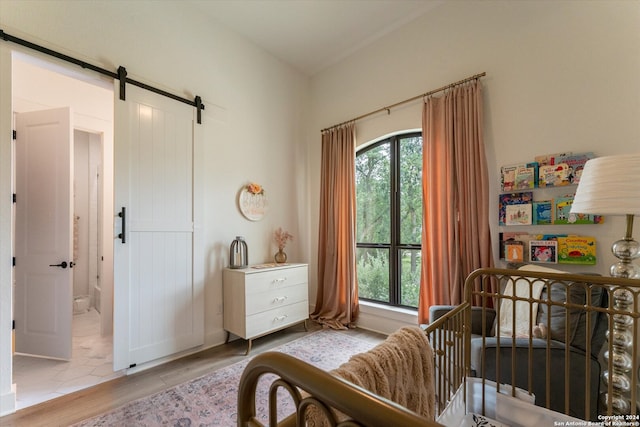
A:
[[274, 227, 293, 250], [246, 182, 264, 195]]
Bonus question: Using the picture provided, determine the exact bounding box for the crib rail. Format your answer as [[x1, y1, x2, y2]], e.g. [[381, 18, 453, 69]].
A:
[[237, 268, 640, 426], [237, 308, 469, 427], [235, 296, 488, 427], [464, 267, 640, 420], [237, 351, 439, 427], [423, 301, 469, 418]]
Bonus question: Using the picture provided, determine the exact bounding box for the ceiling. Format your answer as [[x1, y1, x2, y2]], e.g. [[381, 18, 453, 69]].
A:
[[187, 0, 443, 76]]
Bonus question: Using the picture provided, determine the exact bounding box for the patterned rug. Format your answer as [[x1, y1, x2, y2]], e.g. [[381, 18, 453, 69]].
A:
[[73, 330, 378, 427]]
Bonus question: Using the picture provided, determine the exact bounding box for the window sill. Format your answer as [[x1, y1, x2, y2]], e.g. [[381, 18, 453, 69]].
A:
[[357, 300, 419, 335]]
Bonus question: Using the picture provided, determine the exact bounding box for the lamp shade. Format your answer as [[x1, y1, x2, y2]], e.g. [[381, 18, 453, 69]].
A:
[[570, 153, 640, 216]]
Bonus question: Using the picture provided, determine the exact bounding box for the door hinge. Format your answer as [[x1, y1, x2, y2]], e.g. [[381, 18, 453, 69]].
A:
[[12, 320, 15, 330], [12, 130, 16, 140], [12, 257, 15, 267], [12, 193, 16, 203]]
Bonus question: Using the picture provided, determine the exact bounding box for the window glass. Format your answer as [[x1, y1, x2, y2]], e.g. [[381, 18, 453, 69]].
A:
[[399, 136, 422, 245], [399, 248, 421, 307], [356, 142, 390, 244], [355, 132, 422, 308], [356, 247, 390, 302]]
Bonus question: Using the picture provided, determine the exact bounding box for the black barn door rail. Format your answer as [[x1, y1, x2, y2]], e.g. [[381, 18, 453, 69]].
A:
[[1, 29, 205, 124]]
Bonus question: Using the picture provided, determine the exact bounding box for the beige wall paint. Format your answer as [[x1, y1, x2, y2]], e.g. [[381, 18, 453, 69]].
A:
[[307, 0, 640, 331]]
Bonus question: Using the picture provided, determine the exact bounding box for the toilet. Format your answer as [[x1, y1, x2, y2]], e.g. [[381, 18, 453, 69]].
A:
[[73, 295, 90, 314]]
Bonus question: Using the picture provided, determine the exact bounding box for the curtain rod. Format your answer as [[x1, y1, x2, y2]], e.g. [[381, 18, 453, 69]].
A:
[[321, 72, 486, 133], [0, 29, 205, 124]]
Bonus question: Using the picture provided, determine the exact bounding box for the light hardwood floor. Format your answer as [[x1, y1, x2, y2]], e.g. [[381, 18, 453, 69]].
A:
[[1, 323, 385, 427]]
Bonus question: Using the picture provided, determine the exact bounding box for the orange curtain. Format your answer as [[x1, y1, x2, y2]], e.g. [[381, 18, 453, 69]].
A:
[[311, 123, 359, 329], [418, 81, 493, 323]]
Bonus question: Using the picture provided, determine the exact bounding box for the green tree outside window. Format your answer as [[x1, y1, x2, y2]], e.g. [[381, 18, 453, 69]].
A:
[[356, 132, 422, 308]]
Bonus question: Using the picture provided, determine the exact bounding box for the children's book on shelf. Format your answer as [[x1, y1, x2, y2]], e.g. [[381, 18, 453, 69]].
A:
[[500, 164, 518, 192], [504, 241, 524, 263], [557, 236, 597, 265], [505, 203, 532, 225], [554, 152, 595, 185], [501, 162, 538, 191], [533, 200, 553, 225], [539, 163, 572, 187], [534, 152, 572, 166], [498, 232, 538, 262], [571, 213, 604, 224], [553, 196, 574, 224], [514, 162, 538, 190], [500, 232, 531, 241], [499, 192, 533, 226], [530, 240, 558, 263], [554, 195, 605, 224]]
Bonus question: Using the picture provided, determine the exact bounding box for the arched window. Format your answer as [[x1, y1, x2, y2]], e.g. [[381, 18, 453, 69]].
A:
[[355, 132, 422, 308]]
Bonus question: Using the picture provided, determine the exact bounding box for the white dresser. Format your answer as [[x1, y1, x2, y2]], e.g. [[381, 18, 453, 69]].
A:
[[223, 263, 309, 354]]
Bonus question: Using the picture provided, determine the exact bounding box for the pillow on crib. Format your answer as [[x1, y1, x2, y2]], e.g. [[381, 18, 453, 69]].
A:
[[497, 264, 565, 338]]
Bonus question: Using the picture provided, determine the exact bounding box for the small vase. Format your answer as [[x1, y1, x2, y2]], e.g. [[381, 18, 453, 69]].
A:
[[274, 249, 287, 264]]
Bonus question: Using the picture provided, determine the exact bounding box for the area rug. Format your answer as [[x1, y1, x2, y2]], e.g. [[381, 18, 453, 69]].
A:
[[73, 330, 378, 427]]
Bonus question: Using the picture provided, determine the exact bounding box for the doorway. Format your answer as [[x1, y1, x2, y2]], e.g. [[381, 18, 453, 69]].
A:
[[73, 130, 102, 317], [11, 52, 117, 408]]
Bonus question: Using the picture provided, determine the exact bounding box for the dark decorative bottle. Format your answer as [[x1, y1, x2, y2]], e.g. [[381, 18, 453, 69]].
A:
[[230, 236, 248, 269]]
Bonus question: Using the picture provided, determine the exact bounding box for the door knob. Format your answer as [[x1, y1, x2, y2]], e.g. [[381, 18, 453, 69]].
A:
[[49, 261, 68, 269]]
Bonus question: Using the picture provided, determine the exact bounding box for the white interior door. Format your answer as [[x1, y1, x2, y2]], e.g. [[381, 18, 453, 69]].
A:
[[113, 85, 202, 370], [14, 107, 73, 360]]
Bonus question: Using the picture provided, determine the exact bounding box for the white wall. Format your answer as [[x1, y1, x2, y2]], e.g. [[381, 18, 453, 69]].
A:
[[0, 0, 309, 415], [307, 0, 640, 332]]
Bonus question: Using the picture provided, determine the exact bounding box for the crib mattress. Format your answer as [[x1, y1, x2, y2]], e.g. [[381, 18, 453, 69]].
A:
[[437, 377, 585, 427]]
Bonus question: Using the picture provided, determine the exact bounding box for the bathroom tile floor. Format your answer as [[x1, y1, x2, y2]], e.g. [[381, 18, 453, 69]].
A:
[[12, 308, 123, 409]]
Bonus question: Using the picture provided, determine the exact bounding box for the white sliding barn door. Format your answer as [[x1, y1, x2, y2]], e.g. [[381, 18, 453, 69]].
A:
[[113, 85, 203, 370]]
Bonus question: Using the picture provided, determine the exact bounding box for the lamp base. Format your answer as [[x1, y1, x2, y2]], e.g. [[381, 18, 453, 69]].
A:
[[602, 216, 639, 415], [610, 237, 640, 278]]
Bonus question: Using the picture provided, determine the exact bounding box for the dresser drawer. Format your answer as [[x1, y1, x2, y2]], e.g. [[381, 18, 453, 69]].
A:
[[245, 283, 308, 316], [244, 265, 307, 292], [245, 301, 309, 339], [223, 264, 309, 342]]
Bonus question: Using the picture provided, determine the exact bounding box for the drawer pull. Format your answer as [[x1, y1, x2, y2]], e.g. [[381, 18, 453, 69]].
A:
[[274, 315, 288, 322], [273, 277, 287, 284], [273, 296, 288, 303]]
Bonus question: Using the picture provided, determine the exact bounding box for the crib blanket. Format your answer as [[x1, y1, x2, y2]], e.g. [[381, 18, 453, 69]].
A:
[[306, 325, 435, 426]]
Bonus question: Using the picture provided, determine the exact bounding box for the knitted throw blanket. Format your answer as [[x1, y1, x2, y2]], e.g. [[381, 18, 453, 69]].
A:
[[306, 325, 435, 425]]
